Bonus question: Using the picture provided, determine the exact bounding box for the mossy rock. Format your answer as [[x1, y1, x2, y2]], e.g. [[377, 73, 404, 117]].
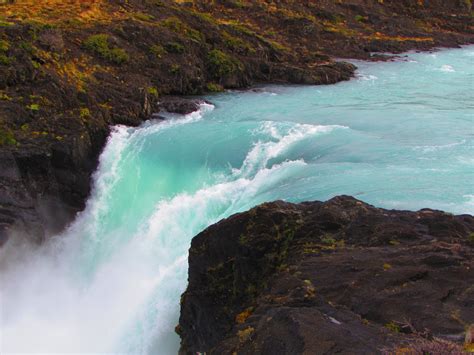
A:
[[0, 127, 16, 146], [207, 49, 243, 78], [83, 34, 129, 65], [165, 42, 185, 54]]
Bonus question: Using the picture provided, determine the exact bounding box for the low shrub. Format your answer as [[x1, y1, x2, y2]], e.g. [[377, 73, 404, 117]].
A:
[[207, 49, 242, 77], [206, 82, 224, 92], [165, 42, 185, 54], [83, 34, 129, 64], [0, 128, 16, 146]]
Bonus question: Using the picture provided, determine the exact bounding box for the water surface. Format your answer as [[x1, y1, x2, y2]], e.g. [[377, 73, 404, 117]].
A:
[[1, 46, 473, 354]]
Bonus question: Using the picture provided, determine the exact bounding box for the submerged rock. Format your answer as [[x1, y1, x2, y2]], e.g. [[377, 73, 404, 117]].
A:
[[178, 196, 474, 354]]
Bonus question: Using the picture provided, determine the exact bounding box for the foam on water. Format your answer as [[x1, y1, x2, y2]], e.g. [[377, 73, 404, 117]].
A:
[[1, 46, 473, 354], [440, 64, 455, 72]]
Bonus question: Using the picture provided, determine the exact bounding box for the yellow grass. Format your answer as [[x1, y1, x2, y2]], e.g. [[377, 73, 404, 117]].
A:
[[1, 0, 126, 25], [365, 32, 434, 42]]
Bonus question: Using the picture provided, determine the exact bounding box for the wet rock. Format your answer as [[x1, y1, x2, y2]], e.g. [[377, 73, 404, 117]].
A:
[[157, 97, 210, 115], [178, 196, 474, 354]]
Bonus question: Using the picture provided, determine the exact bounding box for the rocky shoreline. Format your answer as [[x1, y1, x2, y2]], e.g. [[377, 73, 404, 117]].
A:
[[0, 1, 473, 353], [178, 196, 474, 354], [1, 0, 473, 243]]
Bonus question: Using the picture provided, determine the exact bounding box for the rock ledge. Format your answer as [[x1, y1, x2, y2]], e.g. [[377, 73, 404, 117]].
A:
[[179, 196, 474, 354]]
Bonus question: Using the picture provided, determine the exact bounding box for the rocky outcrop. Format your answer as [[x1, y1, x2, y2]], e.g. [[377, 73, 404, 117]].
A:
[[157, 97, 211, 115], [178, 196, 474, 354]]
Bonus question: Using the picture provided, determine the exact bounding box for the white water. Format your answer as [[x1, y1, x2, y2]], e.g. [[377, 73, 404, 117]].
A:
[[1, 46, 473, 354]]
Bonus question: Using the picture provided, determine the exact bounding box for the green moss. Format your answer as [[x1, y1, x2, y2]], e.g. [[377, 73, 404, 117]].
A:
[[245, 283, 257, 297], [161, 17, 203, 42], [31, 59, 41, 69], [147, 86, 159, 96], [0, 40, 9, 52], [165, 42, 185, 54], [170, 64, 181, 74], [150, 44, 166, 58], [355, 15, 366, 22], [132, 12, 155, 22], [0, 92, 12, 101], [385, 321, 401, 333], [468, 232, 474, 244], [206, 82, 224, 92], [0, 39, 12, 65], [83, 34, 129, 65], [261, 37, 289, 52], [464, 0, 472, 11], [321, 235, 336, 245], [239, 233, 250, 245], [83, 34, 109, 55], [190, 11, 218, 25], [227, 21, 256, 37], [79, 108, 90, 118], [207, 49, 243, 78], [108, 47, 129, 64], [19, 41, 36, 54], [222, 31, 255, 54], [27, 103, 40, 111], [0, 54, 12, 65], [230, 0, 246, 8], [0, 19, 13, 27], [0, 128, 16, 146]]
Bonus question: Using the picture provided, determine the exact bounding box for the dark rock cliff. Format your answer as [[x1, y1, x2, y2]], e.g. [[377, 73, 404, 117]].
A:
[[178, 196, 474, 354]]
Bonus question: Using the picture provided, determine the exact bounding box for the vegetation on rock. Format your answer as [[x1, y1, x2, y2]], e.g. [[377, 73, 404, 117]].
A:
[[179, 196, 474, 354], [83, 34, 128, 64], [0, 0, 472, 242]]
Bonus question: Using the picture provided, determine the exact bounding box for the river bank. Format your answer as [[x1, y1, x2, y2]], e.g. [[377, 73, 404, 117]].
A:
[[0, 0, 473, 243], [0, 44, 473, 353]]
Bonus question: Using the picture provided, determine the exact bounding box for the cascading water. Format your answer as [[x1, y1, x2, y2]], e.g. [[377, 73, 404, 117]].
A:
[[1, 46, 473, 354]]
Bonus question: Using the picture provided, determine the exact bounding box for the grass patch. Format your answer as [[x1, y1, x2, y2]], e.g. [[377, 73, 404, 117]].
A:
[[0, 127, 16, 146], [150, 44, 166, 58], [165, 41, 185, 54], [161, 16, 203, 42], [27, 103, 40, 111], [385, 321, 401, 333], [170, 64, 180, 74], [132, 12, 155, 22], [207, 49, 242, 77], [0, 92, 12, 101], [222, 31, 255, 54], [468, 232, 474, 244], [206, 82, 224, 92], [79, 107, 90, 118], [83, 34, 129, 64], [0, 39, 12, 65], [0, 40, 10, 52], [147, 86, 159, 96]]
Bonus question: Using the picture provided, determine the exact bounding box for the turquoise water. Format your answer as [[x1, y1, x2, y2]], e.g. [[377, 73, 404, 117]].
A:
[[1, 46, 473, 354]]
